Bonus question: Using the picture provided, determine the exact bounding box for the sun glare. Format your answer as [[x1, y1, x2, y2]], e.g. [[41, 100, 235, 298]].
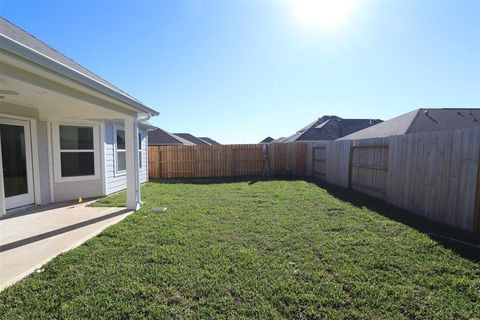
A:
[[292, 0, 357, 28]]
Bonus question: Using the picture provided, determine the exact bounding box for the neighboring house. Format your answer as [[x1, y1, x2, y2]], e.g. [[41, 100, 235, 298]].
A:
[[0, 18, 158, 215], [199, 137, 221, 145], [282, 116, 383, 142], [148, 128, 195, 146], [174, 133, 210, 145], [259, 137, 274, 144], [271, 137, 288, 143], [339, 108, 480, 140]]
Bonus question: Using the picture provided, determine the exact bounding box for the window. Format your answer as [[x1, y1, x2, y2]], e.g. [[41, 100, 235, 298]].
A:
[[115, 128, 142, 174], [116, 128, 126, 173], [59, 125, 95, 177], [138, 133, 142, 169]]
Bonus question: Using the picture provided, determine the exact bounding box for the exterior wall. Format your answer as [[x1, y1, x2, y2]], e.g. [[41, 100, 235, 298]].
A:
[[1, 103, 147, 207], [140, 131, 148, 183], [104, 121, 148, 195], [53, 180, 103, 202], [37, 121, 51, 204], [49, 121, 103, 202]]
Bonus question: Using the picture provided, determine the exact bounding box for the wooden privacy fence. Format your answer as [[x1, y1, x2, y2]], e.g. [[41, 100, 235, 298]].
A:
[[148, 143, 307, 179], [268, 142, 307, 177], [148, 128, 480, 232], [308, 126, 480, 232]]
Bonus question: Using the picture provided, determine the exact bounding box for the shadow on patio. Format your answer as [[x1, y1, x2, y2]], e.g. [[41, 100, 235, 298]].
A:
[[0, 201, 132, 290]]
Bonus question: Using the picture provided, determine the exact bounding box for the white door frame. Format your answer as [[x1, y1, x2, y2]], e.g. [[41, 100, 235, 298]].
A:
[[0, 117, 35, 210]]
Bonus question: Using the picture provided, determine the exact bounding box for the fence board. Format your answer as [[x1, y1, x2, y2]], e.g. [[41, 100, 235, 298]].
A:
[[311, 142, 327, 179], [350, 137, 389, 199], [385, 127, 480, 232], [325, 140, 351, 188], [268, 142, 307, 177]]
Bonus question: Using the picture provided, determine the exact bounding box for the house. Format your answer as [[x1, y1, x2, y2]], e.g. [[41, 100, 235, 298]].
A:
[[174, 133, 210, 145], [271, 137, 288, 143], [282, 116, 383, 142], [259, 137, 274, 144], [0, 18, 159, 215], [339, 108, 480, 140], [148, 128, 195, 146], [199, 137, 221, 145]]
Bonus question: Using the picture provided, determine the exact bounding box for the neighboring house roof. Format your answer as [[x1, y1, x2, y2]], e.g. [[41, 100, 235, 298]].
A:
[[148, 128, 195, 146], [0, 17, 158, 116], [174, 133, 210, 145], [259, 137, 274, 144], [283, 116, 383, 142], [138, 121, 158, 131], [339, 108, 480, 140], [199, 137, 221, 145], [271, 137, 288, 143]]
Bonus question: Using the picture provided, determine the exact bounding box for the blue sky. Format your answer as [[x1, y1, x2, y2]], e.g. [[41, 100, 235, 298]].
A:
[[2, 0, 479, 143]]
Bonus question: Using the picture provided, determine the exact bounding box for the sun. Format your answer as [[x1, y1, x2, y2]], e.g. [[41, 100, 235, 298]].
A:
[[292, 0, 358, 28]]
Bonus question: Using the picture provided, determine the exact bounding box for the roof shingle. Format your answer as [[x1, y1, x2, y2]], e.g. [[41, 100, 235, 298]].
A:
[[148, 128, 195, 146], [174, 133, 210, 145], [339, 108, 480, 140], [284, 116, 383, 142]]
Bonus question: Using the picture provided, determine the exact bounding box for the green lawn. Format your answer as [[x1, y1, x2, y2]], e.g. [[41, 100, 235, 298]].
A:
[[1, 179, 479, 319]]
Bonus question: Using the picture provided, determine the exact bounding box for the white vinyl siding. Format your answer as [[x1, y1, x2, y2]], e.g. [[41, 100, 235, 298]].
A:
[[37, 121, 51, 204], [139, 132, 148, 183], [53, 180, 103, 202], [104, 121, 148, 195]]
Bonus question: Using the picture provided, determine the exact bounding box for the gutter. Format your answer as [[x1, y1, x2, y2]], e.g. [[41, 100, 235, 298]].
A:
[[0, 34, 159, 116]]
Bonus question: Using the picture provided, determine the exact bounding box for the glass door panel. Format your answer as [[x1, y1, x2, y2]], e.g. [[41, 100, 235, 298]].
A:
[[1, 124, 28, 197], [0, 118, 34, 210]]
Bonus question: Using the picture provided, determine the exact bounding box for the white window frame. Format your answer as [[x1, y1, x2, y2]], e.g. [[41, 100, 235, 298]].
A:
[[53, 121, 100, 183], [114, 125, 126, 176]]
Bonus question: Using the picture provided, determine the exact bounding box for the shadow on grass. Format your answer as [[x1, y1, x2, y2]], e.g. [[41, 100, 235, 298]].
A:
[[306, 178, 480, 262], [149, 176, 303, 185], [150, 177, 480, 261]]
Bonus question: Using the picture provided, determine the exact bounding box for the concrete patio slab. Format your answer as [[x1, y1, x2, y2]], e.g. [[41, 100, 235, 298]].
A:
[[0, 201, 132, 291]]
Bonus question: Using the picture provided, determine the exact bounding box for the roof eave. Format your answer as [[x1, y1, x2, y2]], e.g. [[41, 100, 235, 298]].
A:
[[0, 34, 160, 117]]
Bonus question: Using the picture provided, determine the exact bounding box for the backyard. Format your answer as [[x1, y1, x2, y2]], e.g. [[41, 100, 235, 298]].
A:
[[0, 179, 479, 319]]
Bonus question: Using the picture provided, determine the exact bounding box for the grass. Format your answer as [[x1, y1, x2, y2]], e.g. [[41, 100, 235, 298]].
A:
[[1, 179, 479, 319]]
